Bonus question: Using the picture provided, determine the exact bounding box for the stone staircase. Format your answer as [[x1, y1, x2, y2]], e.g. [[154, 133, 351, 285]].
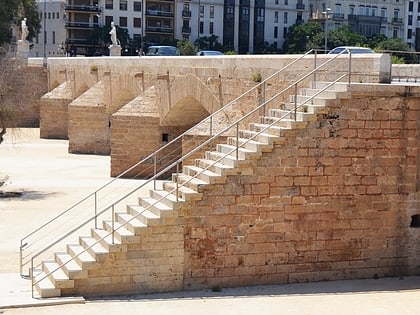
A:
[[33, 81, 350, 298]]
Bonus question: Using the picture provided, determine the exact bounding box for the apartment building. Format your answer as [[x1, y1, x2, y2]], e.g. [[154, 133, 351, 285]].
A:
[[62, 0, 309, 55], [405, 0, 420, 50], [308, 0, 405, 40], [32, 0, 67, 58]]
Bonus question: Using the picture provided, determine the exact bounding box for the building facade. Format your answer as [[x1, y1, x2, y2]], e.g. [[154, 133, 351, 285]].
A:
[[405, 0, 420, 51], [33, 0, 67, 58], [308, 0, 406, 42]]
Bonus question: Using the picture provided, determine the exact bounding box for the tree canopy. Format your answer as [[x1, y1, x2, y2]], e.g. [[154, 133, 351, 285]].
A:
[[0, 0, 41, 46]]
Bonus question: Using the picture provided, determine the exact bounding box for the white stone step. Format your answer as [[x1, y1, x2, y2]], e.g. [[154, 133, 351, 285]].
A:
[[292, 95, 329, 106], [34, 271, 61, 298], [67, 244, 99, 269], [79, 235, 110, 259], [90, 229, 126, 252], [162, 181, 203, 201], [216, 143, 261, 160], [238, 129, 282, 145], [149, 189, 185, 208], [227, 137, 273, 153], [127, 204, 161, 226], [103, 219, 140, 243], [54, 252, 87, 279], [115, 211, 147, 234], [140, 196, 175, 218], [172, 173, 208, 192], [260, 116, 303, 129], [249, 122, 288, 136], [183, 165, 226, 184], [205, 151, 241, 168], [195, 158, 237, 176], [42, 260, 74, 289]]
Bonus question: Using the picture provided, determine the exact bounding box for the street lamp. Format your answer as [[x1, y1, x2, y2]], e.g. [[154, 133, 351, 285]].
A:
[[323, 7, 331, 54]]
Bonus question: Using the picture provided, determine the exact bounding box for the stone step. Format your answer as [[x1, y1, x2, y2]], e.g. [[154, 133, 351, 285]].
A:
[[183, 165, 226, 184], [54, 252, 87, 279], [249, 123, 288, 136], [172, 173, 208, 192], [34, 271, 61, 298], [149, 188, 185, 209], [67, 244, 99, 269], [268, 108, 316, 121], [42, 260, 74, 289], [205, 150, 241, 168], [300, 88, 339, 98], [79, 235, 110, 259], [195, 158, 237, 176], [140, 196, 176, 217], [311, 81, 348, 91], [238, 129, 282, 145], [162, 181, 203, 201], [260, 116, 307, 129], [103, 220, 140, 243], [91, 229, 126, 252], [227, 136, 273, 153], [291, 95, 329, 106], [127, 204, 161, 226], [115, 211, 148, 234], [216, 143, 261, 160]]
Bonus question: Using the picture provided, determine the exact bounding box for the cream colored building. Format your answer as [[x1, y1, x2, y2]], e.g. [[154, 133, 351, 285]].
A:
[[309, 0, 405, 40]]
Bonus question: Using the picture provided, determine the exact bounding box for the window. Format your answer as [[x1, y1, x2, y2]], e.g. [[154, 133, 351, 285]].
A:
[[48, 12, 51, 19], [408, 15, 413, 25], [359, 5, 364, 15], [227, 6, 234, 14], [120, 16, 127, 27], [57, 12, 59, 19], [409, 1, 414, 12], [52, 31, 55, 44], [134, 1, 141, 11], [134, 17, 141, 28], [283, 27, 287, 37], [284, 11, 288, 24], [210, 6, 214, 18], [243, 7, 248, 15], [274, 26, 278, 38], [394, 9, 399, 19], [349, 5, 355, 15], [199, 21, 204, 33], [284, 0, 288, 5], [408, 29, 412, 39], [372, 6, 377, 16], [44, 31, 47, 44], [120, 0, 127, 11], [393, 28, 398, 38], [209, 21, 214, 34], [275, 0, 278, 4], [274, 11, 278, 23], [105, 0, 113, 10], [105, 16, 113, 26], [257, 8, 264, 22], [200, 5, 204, 18]]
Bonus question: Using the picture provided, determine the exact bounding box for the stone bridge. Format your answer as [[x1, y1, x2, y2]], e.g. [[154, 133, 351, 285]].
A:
[[39, 54, 391, 176]]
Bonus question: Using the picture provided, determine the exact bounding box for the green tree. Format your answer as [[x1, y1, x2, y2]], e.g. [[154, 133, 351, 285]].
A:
[[375, 37, 417, 63], [177, 38, 197, 56], [0, 0, 41, 45], [195, 35, 223, 51], [282, 23, 323, 53], [326, 26, 367, 49]]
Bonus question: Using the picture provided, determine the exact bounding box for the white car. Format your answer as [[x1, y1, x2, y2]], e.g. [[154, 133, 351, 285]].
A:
[[328, 46, 375, 54], [197, 50, 224, 56]]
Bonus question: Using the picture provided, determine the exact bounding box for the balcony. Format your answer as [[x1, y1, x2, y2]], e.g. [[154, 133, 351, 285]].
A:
[[146, 9, 174, 17], [182, 10, 191, 18], [182, 26, 191, 34], [145, 26, 174, 33], [65, 5, 101, 13], [65, 22, 100, 29], [392, 17, 403, 24], [332, 13, 344, 20], [296, 3, 305, 10]]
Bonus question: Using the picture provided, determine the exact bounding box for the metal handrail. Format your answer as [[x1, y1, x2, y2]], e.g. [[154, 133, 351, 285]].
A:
[[20, 49, 321, 278], [25, 49, 354, 294]]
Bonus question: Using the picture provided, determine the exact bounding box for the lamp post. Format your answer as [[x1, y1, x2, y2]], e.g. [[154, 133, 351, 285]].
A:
[[43, 0, 46, 58], [323, 7, 331, 54]]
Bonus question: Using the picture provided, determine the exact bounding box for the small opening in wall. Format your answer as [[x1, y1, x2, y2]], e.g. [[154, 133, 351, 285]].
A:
[[410, 214, 420, 228], [162, 133, 169, 142]]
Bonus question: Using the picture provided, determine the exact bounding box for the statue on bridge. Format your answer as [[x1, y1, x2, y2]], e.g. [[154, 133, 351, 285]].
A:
[[109, 22, 120, 47], [21, 18, 29, 41]]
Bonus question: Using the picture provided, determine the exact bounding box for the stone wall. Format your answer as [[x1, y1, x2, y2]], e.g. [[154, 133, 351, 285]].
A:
[[181, 87, 420, 289]]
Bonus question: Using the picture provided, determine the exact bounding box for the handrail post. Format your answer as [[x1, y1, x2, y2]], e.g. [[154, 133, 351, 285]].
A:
[[111, 205, 115, 244], [313, 50, 317, 88], [94, 192, 98, 229], [209, 116, 213, 137], [294, 83, 298, 121], [176, 161, 179, 201], [19, 241, 23, 277], [153, 154, 157, 190], [348, 50, 352, 85], [262, 82, 266, 117], [236, 122, 239, 160], [31, 258, 34, 298]]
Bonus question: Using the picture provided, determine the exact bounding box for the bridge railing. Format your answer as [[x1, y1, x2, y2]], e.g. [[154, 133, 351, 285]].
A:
[[22, 49, 354, 285]]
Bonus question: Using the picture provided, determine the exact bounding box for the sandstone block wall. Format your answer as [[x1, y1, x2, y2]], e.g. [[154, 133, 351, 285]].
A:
[[181, 90, 420, 289]]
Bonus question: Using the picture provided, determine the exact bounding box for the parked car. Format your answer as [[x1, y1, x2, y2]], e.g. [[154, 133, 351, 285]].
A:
[[328, 46, 375, 54], [196, 50, 224, 56], [146, 45, 180, 56]]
